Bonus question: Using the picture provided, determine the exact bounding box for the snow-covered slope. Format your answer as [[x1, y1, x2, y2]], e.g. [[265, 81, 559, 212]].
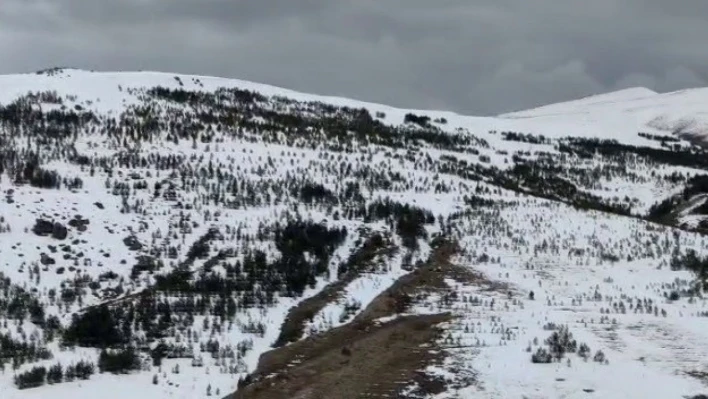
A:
[[0, 68, 707, 399], [502, 87, 660, 117], [4, 68, 704, 146], [502, 85, 708, 143]]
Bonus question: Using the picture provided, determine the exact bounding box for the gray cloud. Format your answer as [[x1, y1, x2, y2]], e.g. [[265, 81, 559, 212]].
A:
[[1, 0, 706, 114]]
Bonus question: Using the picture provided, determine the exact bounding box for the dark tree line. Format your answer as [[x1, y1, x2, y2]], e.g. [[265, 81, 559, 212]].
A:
[[98, 347, 141, 374], [365, 199, 435, 249], [14, 360, 95, 389], [501, 131, 551, 145], [562, 138, 708, 171], [671, 250, 708, 291], [648, 174, 708, 223], [63, 305, 128, 347]]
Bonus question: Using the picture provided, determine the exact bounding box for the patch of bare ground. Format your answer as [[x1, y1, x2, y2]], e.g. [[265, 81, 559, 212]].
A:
[[356, 238, 500, 322], [228, 238, 491, 399], [272, 231, 396, 347], [230, 313, 452, 399]]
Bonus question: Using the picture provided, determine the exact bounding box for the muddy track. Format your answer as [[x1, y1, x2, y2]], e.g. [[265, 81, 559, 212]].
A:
[[228, 238, 482, 399]]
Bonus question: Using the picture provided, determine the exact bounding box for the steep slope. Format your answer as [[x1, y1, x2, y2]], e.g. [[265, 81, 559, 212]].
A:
[[0, 68, 706, 399]]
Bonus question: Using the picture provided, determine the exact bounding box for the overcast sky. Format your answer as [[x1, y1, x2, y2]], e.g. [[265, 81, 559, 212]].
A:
[[2, 1, 707, 115]]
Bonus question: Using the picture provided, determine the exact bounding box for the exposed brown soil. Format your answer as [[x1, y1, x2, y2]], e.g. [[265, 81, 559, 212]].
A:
[[231, 313, 452, 399], [229, 238, 482, 399], [356, 239, 483, 322]]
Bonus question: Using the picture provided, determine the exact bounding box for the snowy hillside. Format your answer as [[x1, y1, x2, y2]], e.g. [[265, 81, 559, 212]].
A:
[[0, 68, 707, 399], [501, 86, 708, 145]]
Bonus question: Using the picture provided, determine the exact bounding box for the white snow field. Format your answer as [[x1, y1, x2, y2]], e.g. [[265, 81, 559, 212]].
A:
[[0, 68, 706, 398]]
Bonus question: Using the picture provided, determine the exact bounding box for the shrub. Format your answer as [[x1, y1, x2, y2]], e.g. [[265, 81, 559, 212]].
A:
[[47, 363, 63, 384], [545, 325, 577, 361], [64, 360, 95, 382], [578, 343, 591, 360], [98, 347, 141, 374], [531, 347, 552, 363], [14, 366, 46, 389], [404, 113, 431, 127], [63, 306, 126, 347]]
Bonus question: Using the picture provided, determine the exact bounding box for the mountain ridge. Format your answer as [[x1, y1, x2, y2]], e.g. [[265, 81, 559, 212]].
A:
[[499, 86, 659, 117], [4, 68, 708, 145], [0, 67, 707, 399]]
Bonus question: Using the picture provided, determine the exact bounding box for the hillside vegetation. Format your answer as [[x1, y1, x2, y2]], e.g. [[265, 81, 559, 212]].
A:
[[0, 68, 707, 399]]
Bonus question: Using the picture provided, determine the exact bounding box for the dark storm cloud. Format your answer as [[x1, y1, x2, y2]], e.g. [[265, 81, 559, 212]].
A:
[[1, 0, 707, 114]]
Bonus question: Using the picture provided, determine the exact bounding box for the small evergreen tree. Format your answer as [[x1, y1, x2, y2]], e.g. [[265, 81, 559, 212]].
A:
[[47, 363, 63, 384]]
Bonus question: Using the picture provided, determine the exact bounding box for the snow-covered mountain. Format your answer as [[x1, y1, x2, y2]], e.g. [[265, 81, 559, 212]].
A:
[[0, 68, 707, 399], [501, 85, 708, 144]]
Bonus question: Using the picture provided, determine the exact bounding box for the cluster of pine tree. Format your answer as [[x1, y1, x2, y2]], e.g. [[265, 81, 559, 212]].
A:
[[98, 347, 141, 374], [14, 361, 94, 389]]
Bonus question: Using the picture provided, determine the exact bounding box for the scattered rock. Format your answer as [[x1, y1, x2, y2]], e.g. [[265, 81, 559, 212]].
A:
[[123, 235, 143, 251], [51, 222, 68, 240], [32, 219, 68, 240], [32, 219, 55, 236], [68, 215, 90, 232], [40, 253, 56, 265]]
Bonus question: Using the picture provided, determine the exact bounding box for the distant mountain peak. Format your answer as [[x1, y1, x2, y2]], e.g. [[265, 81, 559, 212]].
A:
[[499, 86, 659, 118]]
